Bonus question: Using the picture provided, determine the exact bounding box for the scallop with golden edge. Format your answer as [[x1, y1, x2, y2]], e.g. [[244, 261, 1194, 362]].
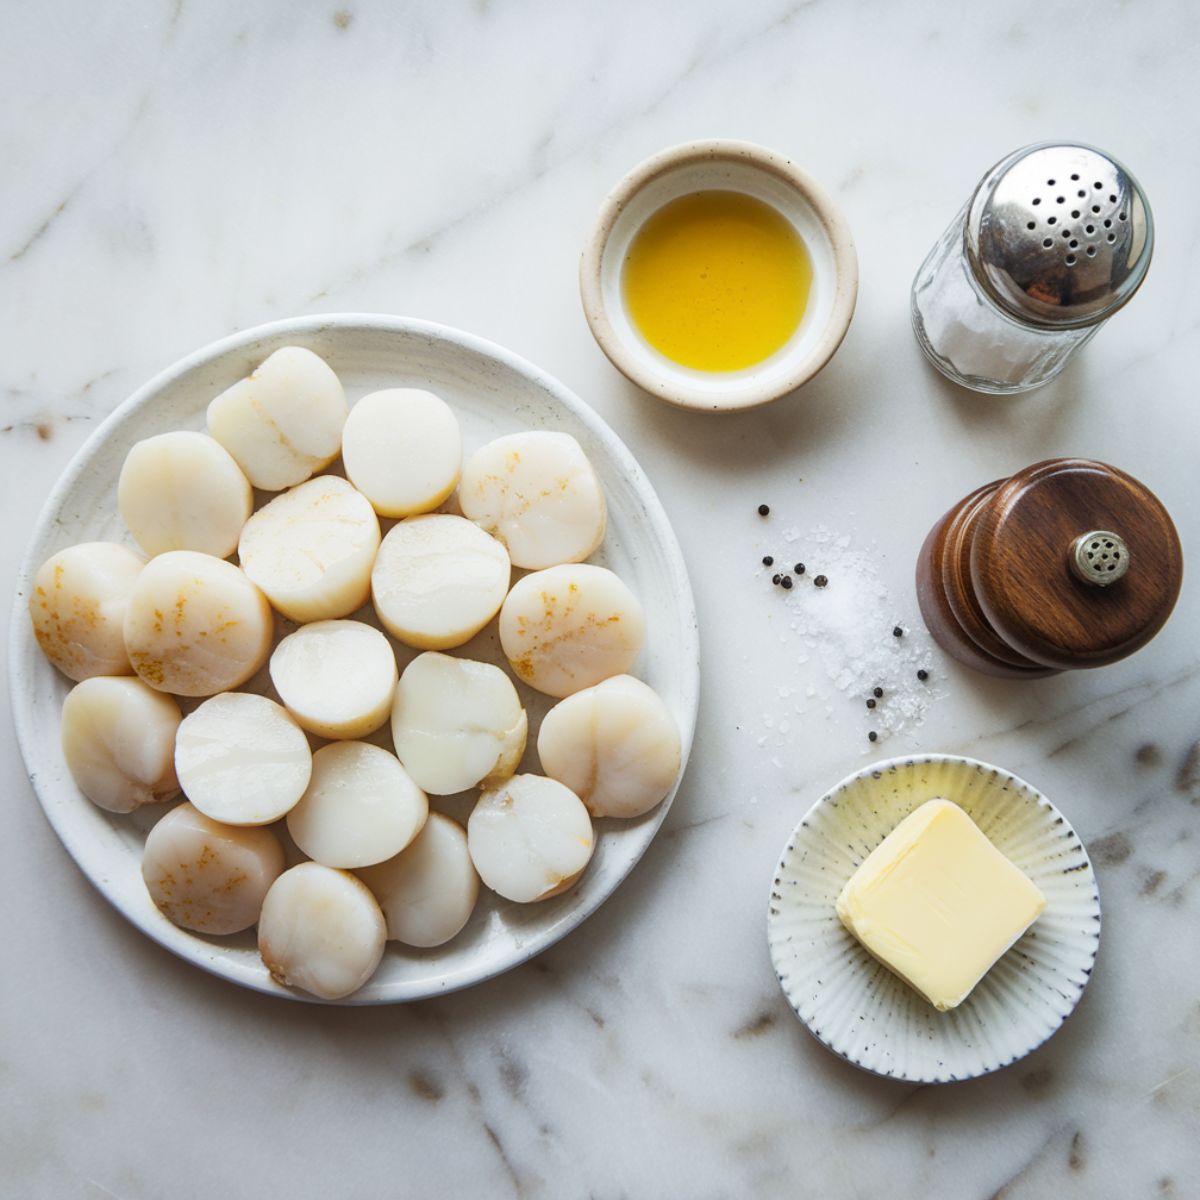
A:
[[29, 542, 146, 681], [458, 431, 605, 569], [498, 563, 645, 698], [141, 802, 284, 935], [123, 551, 273, 697]]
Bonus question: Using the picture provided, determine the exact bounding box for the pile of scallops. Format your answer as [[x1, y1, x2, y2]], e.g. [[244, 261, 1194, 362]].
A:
[[30, 346, 681, 1000]]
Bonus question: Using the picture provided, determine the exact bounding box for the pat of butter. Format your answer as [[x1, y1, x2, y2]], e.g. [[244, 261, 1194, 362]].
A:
[[836, 798, 1046, 1012]]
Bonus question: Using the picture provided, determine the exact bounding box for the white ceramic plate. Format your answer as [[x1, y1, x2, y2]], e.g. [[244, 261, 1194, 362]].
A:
[[767, 755, 1100, 1082], [9, 314, 699, 1004]]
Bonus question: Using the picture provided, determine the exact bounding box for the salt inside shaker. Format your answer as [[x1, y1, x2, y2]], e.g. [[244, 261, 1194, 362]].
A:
[[911, 143, 1153, 393]]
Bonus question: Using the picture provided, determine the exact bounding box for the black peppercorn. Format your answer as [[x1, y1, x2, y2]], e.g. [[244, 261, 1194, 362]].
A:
[[866, 698, 876, 710], [771, 574, 781, 585], [892, 626, 903, 638], [814, 575, 828, 588], [868, 731, 878, 743], [758, 504, 770, 516], [781, 576, 793, 590], [794, 563, 805, 575], [762, 555, 774, 566], [872, 686, 883, 698], [917, 669, 929, 681]]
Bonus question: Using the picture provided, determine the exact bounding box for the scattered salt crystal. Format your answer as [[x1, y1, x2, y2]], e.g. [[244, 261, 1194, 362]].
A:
[[754, 522, 947, 761], [783, 530, 944, 737]]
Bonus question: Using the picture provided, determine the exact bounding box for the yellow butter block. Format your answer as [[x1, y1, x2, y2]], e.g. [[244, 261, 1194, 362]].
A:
[[836, 798, 1046, 1012]]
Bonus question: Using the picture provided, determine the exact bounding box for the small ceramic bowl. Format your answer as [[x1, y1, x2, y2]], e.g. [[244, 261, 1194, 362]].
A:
[[580, 139, 858, 412], [767, 754, 1101, 1083]]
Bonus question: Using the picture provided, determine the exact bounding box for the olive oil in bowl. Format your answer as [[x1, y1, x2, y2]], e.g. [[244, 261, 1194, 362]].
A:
[[621, 190, 813, 373]]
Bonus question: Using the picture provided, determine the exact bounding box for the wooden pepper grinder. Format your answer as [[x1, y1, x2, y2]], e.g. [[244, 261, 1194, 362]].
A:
[[916, 458, 1183, 678]]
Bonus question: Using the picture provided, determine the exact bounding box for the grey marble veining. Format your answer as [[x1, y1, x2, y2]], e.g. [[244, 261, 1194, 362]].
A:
[[3, 2, 1199, 1197]]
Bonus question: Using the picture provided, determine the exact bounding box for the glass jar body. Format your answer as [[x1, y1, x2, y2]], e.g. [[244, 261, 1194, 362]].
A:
[[911, 205, 1100, 394]]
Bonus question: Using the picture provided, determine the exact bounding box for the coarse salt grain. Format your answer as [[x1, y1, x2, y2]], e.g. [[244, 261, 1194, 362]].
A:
[[757, 524, 945, 751]]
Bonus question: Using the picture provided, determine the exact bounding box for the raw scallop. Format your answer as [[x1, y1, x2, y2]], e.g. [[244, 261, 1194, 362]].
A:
[[458, 430, 606, 569], [207, 346, 346, 491], [238, 475, 380, 623], [258, 862, 386, 999], [142, 802, 284, 935], [537, 674, 680, 818], [29, 542, 145, 681], [117, 430, 252, 559], [269, 619, 397, 739], [342, 388, 461, 517], [357, 813, 478, 948], [286, 741, 428, 869], [122, 551, 273, 697], [371, 514, 509, 649], [498, 563, 644, 698], [174, 692, 312, 826], [467, 774, 594, 903], [390, 651, 526, 795], [61, 676, 181, 813]]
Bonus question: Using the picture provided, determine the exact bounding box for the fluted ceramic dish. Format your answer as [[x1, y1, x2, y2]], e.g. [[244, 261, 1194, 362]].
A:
[[9, 314, 699, 1005], [767, 755, 1100, 1082]]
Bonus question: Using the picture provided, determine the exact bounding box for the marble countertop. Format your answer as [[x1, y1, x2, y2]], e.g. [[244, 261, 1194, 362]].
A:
[[3, 3, 1198, 1197]]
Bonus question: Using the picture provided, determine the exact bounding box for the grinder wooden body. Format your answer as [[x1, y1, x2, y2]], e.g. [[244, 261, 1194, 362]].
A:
[[915, 458, 1183, 678]]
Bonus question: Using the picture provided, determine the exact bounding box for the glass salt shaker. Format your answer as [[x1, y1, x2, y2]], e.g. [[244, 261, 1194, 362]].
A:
[[911, 142, 1153, 394]]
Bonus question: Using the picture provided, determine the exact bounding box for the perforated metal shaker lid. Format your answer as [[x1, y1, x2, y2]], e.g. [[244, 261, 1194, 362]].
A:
[[964, 142, 1153, 330]]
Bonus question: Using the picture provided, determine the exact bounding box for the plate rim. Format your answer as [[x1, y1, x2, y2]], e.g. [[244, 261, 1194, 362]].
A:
[[8, 311, 701, 1004], [766, 752, 1101, 1083]]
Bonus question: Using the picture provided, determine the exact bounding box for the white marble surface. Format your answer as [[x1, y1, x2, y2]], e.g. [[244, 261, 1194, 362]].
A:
[[3, 2, 1199, 1197]]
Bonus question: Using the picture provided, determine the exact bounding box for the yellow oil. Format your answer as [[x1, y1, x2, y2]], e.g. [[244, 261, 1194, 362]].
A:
[[621, 190, 813, 372]]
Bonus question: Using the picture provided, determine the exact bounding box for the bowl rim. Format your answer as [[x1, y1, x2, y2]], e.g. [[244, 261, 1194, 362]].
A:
[[766, 751, 1101, 1083], [579, 138, 859, 413]]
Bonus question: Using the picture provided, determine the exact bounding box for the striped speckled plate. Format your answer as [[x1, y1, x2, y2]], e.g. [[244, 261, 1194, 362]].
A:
[[767, 755, 1100, 1083]]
